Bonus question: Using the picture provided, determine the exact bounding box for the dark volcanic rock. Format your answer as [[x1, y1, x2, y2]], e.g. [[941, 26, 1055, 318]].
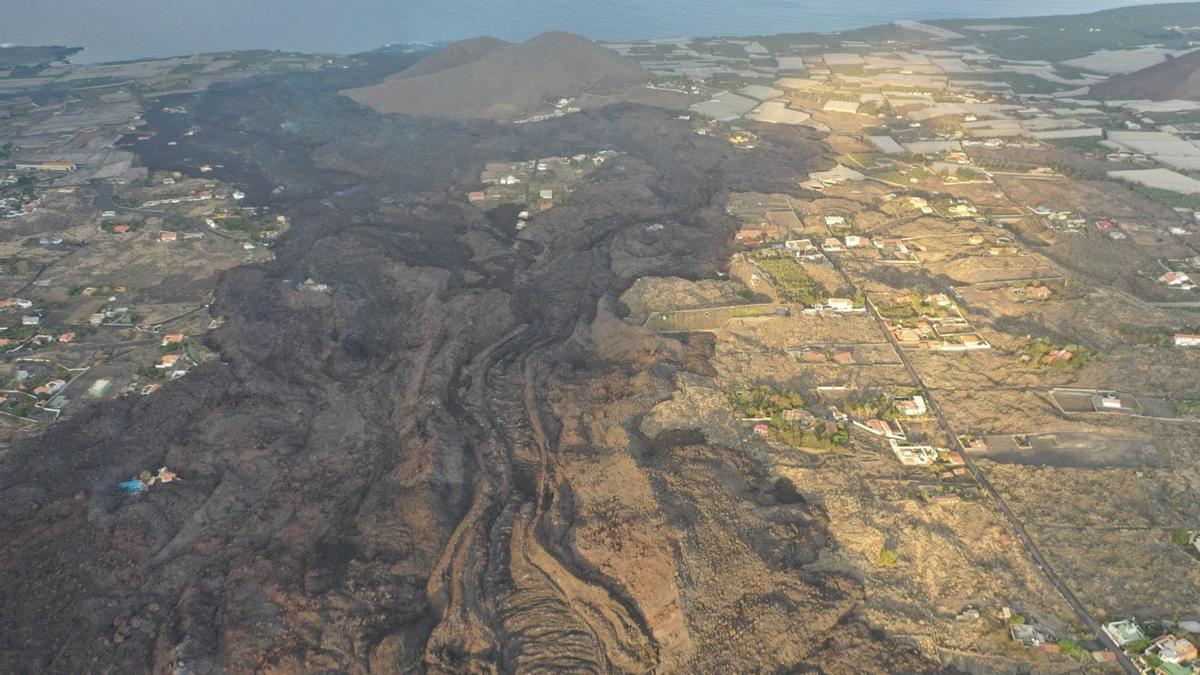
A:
[[0, 60, 944, 674]]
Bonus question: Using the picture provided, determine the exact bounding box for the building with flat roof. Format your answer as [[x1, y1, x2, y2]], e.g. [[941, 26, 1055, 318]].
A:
[[3, 160, 76, 172], [1175, 334, 1200, 347], [1151, 635, 1197, 665], [1103, 619, 1145, 647]]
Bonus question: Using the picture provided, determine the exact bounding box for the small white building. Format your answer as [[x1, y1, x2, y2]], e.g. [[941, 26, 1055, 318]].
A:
[[1175, 333, 1200, 347], [889, 440, 939, 466], [826, 298, 854, 312], [822, 237, 845, 252], [897, 395, 927, 416], [1102, 619, 1146, 648]]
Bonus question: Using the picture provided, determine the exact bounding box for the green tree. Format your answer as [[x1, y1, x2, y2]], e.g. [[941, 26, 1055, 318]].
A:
[[1058, 640, 1089, 661], [1172, 529, 1193, 547]]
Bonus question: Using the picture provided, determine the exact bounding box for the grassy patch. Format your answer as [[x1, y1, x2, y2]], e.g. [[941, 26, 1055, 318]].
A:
[[1058, 640, 1090, 661], [754, 254, 828, 305], [1021, 337, 1094, 369], [728, 386, 849, 451], [1044, 136, 1107, 152]]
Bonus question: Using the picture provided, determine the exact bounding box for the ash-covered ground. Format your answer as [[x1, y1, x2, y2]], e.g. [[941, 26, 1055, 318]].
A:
[[0, 59, 944, 673]]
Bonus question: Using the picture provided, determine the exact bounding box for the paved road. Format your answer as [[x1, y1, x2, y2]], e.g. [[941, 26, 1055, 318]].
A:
[[866, 301, 1138, 674], [824, 255, 1139, 673]]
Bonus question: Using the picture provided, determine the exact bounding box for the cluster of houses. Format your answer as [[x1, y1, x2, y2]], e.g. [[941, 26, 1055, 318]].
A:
[[156, 333, 190, 380], [1104, 619, 1199, 674], [611, 27, 1200, 669], [738, 226, 916, 261], [89, 305, 135, 327], [470, 153, 613, 228], [0, 176, 71, 220], [1161, 271, 1197, 291], [0, 298, 74, 351], [1, 194, 40, 219], [1009, 616, 1199, 671], [0, 361, 75, 415], [800, 298, 865, 316], [841, 393, 962, 469], [889, 316, 990, 352]]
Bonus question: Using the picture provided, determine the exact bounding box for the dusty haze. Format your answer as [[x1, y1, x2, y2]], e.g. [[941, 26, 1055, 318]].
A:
[[0, 0, 1179, 63]]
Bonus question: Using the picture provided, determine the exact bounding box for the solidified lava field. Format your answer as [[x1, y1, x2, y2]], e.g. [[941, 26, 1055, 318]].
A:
[[0, 59, 944, 673]]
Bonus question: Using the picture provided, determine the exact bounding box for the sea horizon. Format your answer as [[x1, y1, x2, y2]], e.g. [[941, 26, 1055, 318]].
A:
[[0, 0, 1190, 64]]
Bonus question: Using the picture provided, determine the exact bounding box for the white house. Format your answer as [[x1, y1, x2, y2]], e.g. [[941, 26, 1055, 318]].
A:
[[1175, 333, 1200, 347], [826, 298, 854, 312], [897, 395, 927, 416]]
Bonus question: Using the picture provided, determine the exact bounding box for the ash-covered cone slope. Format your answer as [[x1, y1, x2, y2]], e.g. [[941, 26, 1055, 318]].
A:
[[1091, 48, 1200, 100], [341, 32, 650, 120]]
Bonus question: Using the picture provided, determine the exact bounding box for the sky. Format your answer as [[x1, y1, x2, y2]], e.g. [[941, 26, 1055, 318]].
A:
[[0, 0, 1186, 63]]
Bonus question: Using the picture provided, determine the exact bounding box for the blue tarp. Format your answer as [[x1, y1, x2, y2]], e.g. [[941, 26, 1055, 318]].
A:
[[119, 480, 147, 495]]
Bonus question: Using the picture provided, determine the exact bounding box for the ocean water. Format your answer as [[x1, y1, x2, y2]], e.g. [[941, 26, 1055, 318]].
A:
[[0, 0, 1185, 64]]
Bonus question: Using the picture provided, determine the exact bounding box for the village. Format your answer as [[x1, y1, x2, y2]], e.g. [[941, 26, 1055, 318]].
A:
[[600, 14, 1200, 673], [4, 8, 1200, 673], [0, 50, 343, 448]]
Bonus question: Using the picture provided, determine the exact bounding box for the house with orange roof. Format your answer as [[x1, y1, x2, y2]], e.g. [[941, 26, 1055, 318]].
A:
[[1025, 286, 1052, 300], [33, 379, 66, 396], [1045, 349, 1073, 365]]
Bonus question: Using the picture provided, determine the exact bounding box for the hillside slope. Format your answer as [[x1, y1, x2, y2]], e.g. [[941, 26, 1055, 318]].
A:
[[393, 36, 508, 79], [341, 32, 649, 120], [1091, 48, 1200, 100]]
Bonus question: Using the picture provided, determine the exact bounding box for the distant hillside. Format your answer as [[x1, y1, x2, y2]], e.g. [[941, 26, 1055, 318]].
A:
[[0, 45, 82, 69], [341, 32, 649, 120], [934, 3, 1200, 63], [1091, 48, 1200, 100], [395, 36, 507, 79]]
